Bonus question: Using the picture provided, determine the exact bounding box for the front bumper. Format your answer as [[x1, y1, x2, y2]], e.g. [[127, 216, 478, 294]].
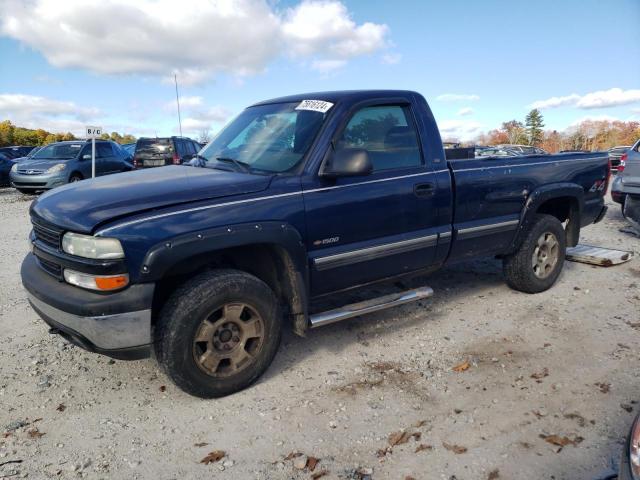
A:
[[21, 253, 153, 360], [10, 171, 67, 190]]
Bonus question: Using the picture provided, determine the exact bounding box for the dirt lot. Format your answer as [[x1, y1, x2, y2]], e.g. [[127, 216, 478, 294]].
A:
[[0, 187, 638, 480]]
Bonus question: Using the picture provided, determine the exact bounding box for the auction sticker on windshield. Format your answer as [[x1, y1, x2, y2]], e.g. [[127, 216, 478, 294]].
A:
[[295, 100, 334, 113]]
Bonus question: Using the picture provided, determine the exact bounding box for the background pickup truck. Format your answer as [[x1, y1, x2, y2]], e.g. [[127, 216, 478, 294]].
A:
[[21, 90, 610, 398]]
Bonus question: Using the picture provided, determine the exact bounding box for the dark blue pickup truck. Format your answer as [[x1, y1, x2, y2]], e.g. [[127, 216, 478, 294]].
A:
[[21, 90, 610, 397]]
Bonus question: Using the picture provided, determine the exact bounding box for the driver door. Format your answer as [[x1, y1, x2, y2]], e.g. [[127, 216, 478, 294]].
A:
[[302, 103, 440, 296]]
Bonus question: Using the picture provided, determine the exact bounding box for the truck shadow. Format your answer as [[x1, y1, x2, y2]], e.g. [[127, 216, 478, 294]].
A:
[[262, 256, 508, 382]]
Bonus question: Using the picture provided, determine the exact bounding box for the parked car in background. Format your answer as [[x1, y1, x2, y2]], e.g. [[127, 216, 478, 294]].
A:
[[121, 143, 136, 157], [132, 136, 200, 169], [12, 146, 42, 164], [10, 140, 132, 193], [476, 146, 521, 157], [609, 145, 632, 173], [618, 411, 640, 480], [0, 152, 15, 187], [497, 144, 548, 155], [0, 145, 36, 159], [612, 139, 640, 209]]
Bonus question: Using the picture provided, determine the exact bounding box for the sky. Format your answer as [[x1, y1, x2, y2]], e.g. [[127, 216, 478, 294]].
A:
[[0, 0, 639, 141]]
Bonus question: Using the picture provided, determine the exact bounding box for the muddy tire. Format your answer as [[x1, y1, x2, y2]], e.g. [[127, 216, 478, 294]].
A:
[[503, 214, 566, 293], [155, 269, 282, 398]]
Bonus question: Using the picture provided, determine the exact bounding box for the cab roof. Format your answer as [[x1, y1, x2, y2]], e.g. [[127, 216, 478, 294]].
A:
[[251, 90, 421, 107]]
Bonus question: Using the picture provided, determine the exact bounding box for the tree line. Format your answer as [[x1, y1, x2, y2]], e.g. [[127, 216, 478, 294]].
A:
[[472, 109, 640, 152], [0, 120, 137, 147]]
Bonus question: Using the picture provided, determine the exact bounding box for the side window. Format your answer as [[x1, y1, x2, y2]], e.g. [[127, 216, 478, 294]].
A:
[[96, 143, 112, 158], [337, 105, 422, 171], [175, 139, 186, 157]]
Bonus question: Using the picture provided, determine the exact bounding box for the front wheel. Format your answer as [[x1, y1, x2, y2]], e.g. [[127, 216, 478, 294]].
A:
[[503, 214, 566, 293], [69, 173, 83, 183], [155, 269, 282, 398]]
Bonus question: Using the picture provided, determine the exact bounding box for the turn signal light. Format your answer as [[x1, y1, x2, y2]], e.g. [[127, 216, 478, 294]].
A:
[[64, 269, 129, 291]]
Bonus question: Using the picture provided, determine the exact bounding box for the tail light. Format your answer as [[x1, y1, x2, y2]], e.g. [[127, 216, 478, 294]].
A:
[[618, 153, 627, 173], [132, 157, 138, 169], [172, 153, 181, 165]]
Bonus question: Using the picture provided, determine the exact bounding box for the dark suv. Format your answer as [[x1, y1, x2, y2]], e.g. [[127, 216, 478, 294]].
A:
[[0, 145, 37, 159], [132, 137, 200, 169]]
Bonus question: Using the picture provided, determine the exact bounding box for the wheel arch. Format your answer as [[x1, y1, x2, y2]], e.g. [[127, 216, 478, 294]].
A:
[[143, 222, 309, 336], [509, 183, 584, 253]]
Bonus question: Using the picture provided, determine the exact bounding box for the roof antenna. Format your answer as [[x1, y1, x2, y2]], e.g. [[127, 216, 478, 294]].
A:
[[174, 73, 183, 137]]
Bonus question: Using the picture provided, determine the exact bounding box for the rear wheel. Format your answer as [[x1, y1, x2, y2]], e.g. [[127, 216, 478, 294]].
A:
[[503, 214, 566, 293], [155, 269, 282, 398]]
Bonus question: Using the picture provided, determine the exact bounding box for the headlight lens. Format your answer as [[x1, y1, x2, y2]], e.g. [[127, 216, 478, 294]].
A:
[[630, 415, 640, 479], [64, 269, 129, 291], [46, 163, 66, 174], [10, 163, 17, 173], [62, 232, 124, 259]]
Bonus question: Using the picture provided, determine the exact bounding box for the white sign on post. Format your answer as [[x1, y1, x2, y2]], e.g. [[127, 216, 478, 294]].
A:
[[85, 125, 102, 178]]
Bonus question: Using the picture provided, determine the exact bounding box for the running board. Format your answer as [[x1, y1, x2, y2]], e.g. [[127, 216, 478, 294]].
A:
[[309, 286, 434, 329]]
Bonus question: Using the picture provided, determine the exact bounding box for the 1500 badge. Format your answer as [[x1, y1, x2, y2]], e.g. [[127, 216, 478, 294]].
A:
[[313, 236, 340, 246]]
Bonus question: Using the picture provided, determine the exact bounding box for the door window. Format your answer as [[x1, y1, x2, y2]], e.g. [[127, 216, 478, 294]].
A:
[[337, 105, 422, 171], [96, 143, 112, 158]]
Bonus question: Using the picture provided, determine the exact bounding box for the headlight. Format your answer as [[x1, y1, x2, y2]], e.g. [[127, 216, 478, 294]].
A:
[[46, 163, 66, 174], [630, 415, 640, 479], [10, 163, 17, 173], [62, 232, 124, 259]]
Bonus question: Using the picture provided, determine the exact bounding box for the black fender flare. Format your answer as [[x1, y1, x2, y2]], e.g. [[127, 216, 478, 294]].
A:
[[509, 183, 584, 252], [140, 221, 309, 333]]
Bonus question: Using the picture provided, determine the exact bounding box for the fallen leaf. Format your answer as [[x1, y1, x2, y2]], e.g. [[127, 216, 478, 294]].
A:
[[27, 428, 45, 439], [530, 368, 549, 380], [488, 469, 500, 480], [307, 456, 319, 471], [412, 419, 428, 428], [415, 444, 433, 453], [452, 360, 470, 372], [200, 450, 225, 465], [539, 434, 583, 448], [194, 442, 209, 447], [564, 413, 586, 427], [405, 476, 417, 480], [56, 404, 66, 412], [159, 385, 166, 392], [312, 470, 328, 480], [388, 431, 420, 446], [595, 382, 610, 393], [621, 404, 634, 413], [284, 451, 302, 461], [532, 410, 546, 419], [442, 442, 467, 454], [376, 448, 389, 458]]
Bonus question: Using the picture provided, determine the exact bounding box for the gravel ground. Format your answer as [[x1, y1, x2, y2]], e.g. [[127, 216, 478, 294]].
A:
[[0, 186, 638, 480]]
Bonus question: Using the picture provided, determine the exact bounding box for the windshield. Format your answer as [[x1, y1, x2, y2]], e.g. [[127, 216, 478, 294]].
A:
[[32, 143, 84, 160], [197, 101, 329, 173]]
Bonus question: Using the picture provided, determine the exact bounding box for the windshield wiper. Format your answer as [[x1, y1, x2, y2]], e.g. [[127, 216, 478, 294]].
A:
[[216, 157, 251, 173]]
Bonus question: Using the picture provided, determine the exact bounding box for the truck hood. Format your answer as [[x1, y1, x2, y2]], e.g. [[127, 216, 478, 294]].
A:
[[31, 166, 273, 233]]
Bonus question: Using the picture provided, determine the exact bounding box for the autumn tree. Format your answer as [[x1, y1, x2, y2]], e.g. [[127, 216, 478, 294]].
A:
[[502, 120, 527, 144], [525, 109, 545, 146]]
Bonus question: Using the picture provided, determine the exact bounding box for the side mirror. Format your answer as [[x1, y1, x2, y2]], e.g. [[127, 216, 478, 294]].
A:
[[321, 148, 372, 178], [82, 154, 91, 160]]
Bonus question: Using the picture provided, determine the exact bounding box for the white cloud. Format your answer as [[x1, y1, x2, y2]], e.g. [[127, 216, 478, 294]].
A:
[[457, 107, 473, 116], [182, 106, 232, 133], [0, 0, 389, 84], [310, 59, 346, 74], [381, 52, 401, 65], [531, 88, 640, 110], [436, 93, 480, 102], [529, 94, 581, 110], [438, 119, 484, 141]]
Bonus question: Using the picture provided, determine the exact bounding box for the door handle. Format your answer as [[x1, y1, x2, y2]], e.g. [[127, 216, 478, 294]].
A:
[[414, 182, 435, 197]]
